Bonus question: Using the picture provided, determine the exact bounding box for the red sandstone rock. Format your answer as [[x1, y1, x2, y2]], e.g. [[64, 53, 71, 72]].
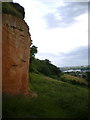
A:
[[2, 14, 31, 95], [0, 15, 2, 94]]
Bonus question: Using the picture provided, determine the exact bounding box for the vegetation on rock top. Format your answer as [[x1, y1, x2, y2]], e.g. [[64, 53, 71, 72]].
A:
[[2, 2, 25, 19]]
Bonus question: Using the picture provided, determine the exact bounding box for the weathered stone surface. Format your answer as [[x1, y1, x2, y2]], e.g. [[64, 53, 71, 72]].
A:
[[2, 14, 31, 95], [0, 3, 2, 95]]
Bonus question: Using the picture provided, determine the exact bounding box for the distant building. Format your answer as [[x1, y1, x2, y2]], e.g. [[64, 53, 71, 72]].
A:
[[81, 69, 90, 72], [63, 69, 81, 73]]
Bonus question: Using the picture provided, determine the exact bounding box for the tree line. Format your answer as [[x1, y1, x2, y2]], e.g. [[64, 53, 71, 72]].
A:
[[29, 40, 61, 79]]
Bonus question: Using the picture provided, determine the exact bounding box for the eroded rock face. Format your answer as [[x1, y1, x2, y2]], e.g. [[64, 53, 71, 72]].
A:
[[2, 14, 31, 95]]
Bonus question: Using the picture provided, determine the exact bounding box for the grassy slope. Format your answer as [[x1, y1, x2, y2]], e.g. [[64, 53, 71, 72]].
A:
[[3, 73, 88, 118], [63, 74, 87, 83], [61, 74, 88, 86]]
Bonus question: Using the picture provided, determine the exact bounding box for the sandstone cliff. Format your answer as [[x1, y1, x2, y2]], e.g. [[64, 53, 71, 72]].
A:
[[2, 3, 31, 95]]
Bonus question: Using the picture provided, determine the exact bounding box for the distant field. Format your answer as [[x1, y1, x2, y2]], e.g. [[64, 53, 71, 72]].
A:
[[60, 74, 88, 86], [3, 73, 88, 118]]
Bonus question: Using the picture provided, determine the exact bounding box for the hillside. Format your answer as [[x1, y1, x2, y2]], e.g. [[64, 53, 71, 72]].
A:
[[30, 58, 61, 79], [3, 73, 88, 118], [60, 74, 88, 86]]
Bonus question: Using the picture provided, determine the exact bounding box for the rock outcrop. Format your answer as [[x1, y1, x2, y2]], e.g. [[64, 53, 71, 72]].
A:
[[2, 3, 31, 95], [0, 3, 2, 95]]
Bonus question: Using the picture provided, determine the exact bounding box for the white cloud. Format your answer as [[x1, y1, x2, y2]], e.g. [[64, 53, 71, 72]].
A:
[[35, 46, 88, 67], [13, 0, 88, 67]]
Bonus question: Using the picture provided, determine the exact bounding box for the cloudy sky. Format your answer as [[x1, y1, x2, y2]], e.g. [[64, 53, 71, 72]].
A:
[[13, 0, 88, 67]]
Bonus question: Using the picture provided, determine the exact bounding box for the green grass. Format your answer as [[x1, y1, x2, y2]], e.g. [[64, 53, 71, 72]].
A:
[[60, 74, 88, 87], [3, 73, 88, 118]]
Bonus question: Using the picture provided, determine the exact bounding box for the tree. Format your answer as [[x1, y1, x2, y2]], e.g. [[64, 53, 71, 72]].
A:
[[29, 40, 61, 79], [45, 59, 51, 64], [30, 45, 37, 58], [29, 40, 38, 72], [30, 40, 38, 61]]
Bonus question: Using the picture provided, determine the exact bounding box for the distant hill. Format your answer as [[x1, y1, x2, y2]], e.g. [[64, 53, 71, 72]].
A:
[[60, 65, 89, 71]]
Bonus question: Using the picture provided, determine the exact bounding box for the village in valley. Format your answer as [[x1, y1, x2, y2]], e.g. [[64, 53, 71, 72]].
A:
[[60, 65, 90, 79]]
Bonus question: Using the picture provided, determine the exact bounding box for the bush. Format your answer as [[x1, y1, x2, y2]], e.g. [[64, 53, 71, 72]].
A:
[[30, 58, 61, 79]]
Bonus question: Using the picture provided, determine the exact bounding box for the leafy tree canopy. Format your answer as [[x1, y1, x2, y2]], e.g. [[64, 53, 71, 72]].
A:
[[29, 40, 61, 79]]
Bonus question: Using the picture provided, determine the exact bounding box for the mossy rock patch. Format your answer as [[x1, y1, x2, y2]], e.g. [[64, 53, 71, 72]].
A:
[[2, 2, 25, 19]]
